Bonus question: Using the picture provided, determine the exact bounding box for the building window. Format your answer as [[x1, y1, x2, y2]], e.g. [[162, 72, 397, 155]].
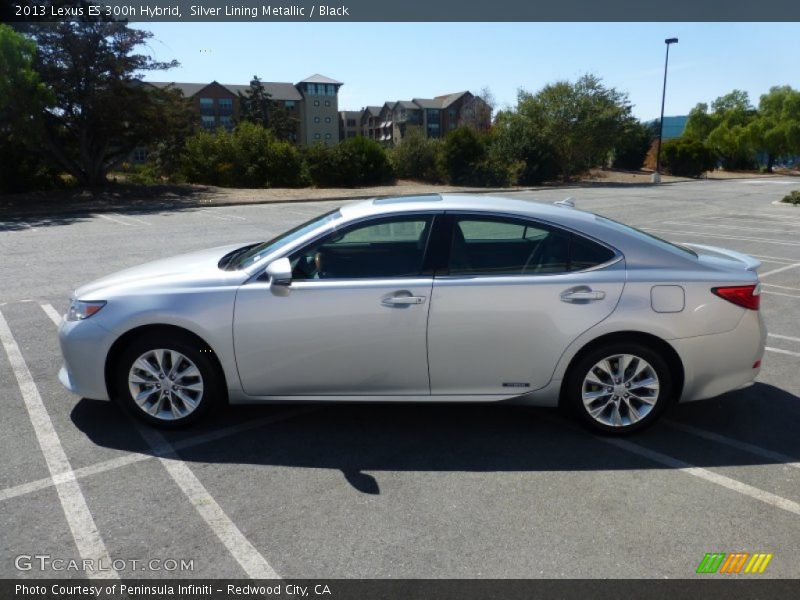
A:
[[314, 100, 320, 107], [132, 148, 148, 162], [314, 116, 320, 123], [219, 115, 233, 129], [285, 100, 295, 109], [347, 119, 356, 127], [449, 108, 456, 119], [347, 131, 356, 138], [306, 83, 315, 95], [199, 98, 214, 116], [218, 98, 233, 115], [324, 117, 331, 123], [325, 133, 332, 139], [326, 84, 336, 96], [324, 100, 331, 107], [201, 115, 215, 129], [314, 133, 321, 139]]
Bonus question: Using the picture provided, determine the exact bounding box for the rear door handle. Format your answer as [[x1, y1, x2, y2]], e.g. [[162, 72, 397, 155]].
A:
[[381, 295, 426, 306], [560, 289, 606, 302]]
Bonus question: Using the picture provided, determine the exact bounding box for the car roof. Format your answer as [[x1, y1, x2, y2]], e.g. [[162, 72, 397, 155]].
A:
[[340, 193, 596, 227]]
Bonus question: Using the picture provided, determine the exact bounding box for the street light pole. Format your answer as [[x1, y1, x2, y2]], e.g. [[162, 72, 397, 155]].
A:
[[653, 37, 678, 184]]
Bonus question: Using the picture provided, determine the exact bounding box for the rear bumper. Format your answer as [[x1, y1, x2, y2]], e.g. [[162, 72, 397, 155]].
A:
[[672, 309, 766, 402]]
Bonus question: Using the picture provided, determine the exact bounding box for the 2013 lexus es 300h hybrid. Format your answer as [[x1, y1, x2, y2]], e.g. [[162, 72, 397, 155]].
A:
[[58, 195, 766, 434]]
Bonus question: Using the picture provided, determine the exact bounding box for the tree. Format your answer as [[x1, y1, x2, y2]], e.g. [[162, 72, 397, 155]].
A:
[[612, 119, 655, 170], [684, 90, 758, 170], [443, 127, 486, 185], [746, 86, 800, 172], [14, 19, 189, 186], [491, 110, 557, 184], [513, 74, 633, 180], [0, 24, 58, 192], [238, 76, 299, 142]]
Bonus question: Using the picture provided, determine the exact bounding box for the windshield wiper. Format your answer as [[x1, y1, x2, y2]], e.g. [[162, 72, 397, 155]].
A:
[[218, 243, 261, 271]]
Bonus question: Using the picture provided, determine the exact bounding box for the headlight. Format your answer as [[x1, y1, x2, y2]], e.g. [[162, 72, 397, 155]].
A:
[[66, 300, 106, 321]]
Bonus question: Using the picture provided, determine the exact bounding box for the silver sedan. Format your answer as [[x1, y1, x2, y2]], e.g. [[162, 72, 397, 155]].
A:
[[58, 194, 766, 434]]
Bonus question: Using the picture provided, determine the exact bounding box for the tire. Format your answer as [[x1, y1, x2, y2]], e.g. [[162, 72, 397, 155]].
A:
[[113, 331, 224, 429], [564, 341, 672, 435]]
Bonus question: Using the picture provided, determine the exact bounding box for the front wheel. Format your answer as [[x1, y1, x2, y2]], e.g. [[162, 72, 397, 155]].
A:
[[113, 332, 223, 428], [564, 342, 673, 434]]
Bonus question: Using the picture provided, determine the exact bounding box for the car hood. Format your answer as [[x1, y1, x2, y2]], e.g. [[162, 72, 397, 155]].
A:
[[74, 243, 253, 299]]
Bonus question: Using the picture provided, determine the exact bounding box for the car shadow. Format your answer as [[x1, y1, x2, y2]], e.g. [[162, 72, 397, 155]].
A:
[[71, 382, 800, 495]]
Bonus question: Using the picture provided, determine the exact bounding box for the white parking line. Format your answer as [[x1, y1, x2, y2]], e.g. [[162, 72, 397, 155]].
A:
[[133, 424, 278, 579], [94, 213, 135, 227], [0, 407, 312, 502], [643, 227, 800, 247], [769, 333, 800, 343], [110, 212, 150, 226], [0, 309, 119, 579], [759, 263, 800, 278], [601, 436, 800, 517], [663, 421, 800, 471], [765, 346, 800, 357], [40, 302, 63, 325], [763, 283, 800, 292], [34, 302, 277, 578], [662, 220, 800, 235], [751, 253, 800, 264], [197, 209, 247, 221], [762, 290, 800, 299]]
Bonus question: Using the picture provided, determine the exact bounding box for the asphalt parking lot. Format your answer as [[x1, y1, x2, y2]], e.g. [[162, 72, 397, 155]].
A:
[[1, 178, 799, 579]]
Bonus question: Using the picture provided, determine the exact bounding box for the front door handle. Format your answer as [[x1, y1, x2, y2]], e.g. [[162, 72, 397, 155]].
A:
[[381, 295, 426, 306], [560, 288, 606, 302]]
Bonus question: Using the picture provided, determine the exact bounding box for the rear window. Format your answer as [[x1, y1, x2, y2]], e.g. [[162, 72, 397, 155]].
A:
[[595, 216, 697, 257], [570, 235, 616, 270]]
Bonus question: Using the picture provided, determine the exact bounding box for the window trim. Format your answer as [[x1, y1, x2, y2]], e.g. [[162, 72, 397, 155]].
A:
[[436, 211, 622, 279], [283, 212, 445, 283]]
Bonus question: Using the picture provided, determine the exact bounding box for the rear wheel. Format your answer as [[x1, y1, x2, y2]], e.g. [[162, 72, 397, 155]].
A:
[[564, 342, 672, 434], [113, 332, 223, 428]]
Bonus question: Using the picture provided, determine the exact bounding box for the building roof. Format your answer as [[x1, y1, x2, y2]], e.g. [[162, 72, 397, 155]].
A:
[[224, 82, 303, 101], [363, 106, 382, 117], [145, 80, 303, 101], [146, 81, 211, 97], [411, 98, 444, 109], [298, 74, 343, 85], [396, 100, 419, 110], [435, 91, 470, 107]]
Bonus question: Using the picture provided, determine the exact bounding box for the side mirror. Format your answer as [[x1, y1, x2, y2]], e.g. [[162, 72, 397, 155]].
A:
[[266, 257, 292, 286]]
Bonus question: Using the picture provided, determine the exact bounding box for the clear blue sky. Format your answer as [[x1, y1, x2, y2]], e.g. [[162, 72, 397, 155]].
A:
[[140, 22, 799, 120]]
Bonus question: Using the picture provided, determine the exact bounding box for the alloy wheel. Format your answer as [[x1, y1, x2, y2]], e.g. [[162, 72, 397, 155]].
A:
[[581, 353, 660, 428], [127, 349, 204, 421]]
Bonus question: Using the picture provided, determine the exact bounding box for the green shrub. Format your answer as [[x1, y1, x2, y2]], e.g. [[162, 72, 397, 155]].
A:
[[612, 120, 654, 170], [661, 138, 716, 178], [335, 136, 395, 187], [306, 137, 394, 188], [781, 190, 800, 205], [443, 127, 486, 186], [390, 128, 446, 183], [181, 122, 306, 188], [0, 133, 61, 193]]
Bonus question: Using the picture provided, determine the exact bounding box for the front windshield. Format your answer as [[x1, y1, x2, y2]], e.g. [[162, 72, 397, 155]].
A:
[[225, 209, 342, 270]]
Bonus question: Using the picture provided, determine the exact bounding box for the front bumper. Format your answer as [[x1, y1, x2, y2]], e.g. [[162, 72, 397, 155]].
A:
[[58, 317, 114, 400], [672, 308, 766, 402]]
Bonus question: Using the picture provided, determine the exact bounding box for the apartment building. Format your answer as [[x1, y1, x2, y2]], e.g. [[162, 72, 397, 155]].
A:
[[345, 91, 491, 145], [145, 74, 342, 146]]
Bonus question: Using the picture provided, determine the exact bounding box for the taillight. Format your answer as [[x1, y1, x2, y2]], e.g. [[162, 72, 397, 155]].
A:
[[711, 284, 760, 310]]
